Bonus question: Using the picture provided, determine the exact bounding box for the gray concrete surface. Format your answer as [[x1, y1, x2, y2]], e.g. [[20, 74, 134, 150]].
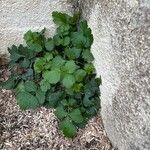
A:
[[80, 0, 150, 149], [0, 0, 73, 56]]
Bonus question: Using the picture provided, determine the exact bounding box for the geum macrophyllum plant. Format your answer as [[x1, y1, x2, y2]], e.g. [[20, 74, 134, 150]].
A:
[[0, 11, 101, 138]]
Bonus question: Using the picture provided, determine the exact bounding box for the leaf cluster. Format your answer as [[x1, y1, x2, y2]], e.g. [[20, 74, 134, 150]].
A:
[[0, 11, 101, 138]]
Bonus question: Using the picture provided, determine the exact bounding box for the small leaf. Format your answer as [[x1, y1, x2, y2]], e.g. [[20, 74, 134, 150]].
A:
[[68, 98, 76, 106], [64, 60, 77, 74], [82, 50, 94, 62], [61, 99, 68, 106], [62, 74, 75, 88], [59, 117, 76, 138], [40, 79, 51, 92], [44, 53, 53, 61], [16, 92, 39, 110], [84, 63, 95, 74], [45, 38, 54, 51], [75, 69, 86, 82], [54, 105, 68, 119], [1, 77, 16, 90], [43, 69, 61, 84], [36, 89, 45, 105], [65, 47, 81, 59], [69, 108, 83, 123], [72, 83, 83, 92], [20, 58, 30, 68], [34, 58, 46, 73], [63, 36, 70, 46], [24, 81, 37, 92]]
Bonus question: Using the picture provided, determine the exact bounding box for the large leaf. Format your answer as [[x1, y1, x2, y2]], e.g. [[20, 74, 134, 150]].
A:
[[69, 108, 83, 123], [24, 81, 37, 92], [62, 74, 75, 88], [54, 105, 68, 119], [59, 117, 76, 138], [16, 92, 39, 110], [43, 69, 61, 84]]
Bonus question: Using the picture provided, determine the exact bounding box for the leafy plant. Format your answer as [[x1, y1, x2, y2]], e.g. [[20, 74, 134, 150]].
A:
[[0, 11, 101, 138]]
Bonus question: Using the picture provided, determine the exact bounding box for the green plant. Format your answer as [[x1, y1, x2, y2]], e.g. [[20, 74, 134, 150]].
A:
[[0, 11, 101, 138]]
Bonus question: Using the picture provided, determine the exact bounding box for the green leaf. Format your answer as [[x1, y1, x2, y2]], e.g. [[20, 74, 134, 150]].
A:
[[21, 69, 33, 80], [71, 32, 86, 48], [74, 69, 86, 82], [36, 89, 45, 105], [53, 34, 63, 46], [29, 43, 43, 52], [79, 20, 93, 48], [8, 45, 24, 62], [15, 81, 25, 93], [44, 53, 53, 61], [62, 74, 75, 88], [52, 11, 73, 26], [72, 83, 83, 92], [24, 30, 45, 52], [43, 69, 61, 84], [59, 117, 76, 138], [16, 92, 39, 110], [34, 58, 46, 73], [54, 105, 68, 119], [63, 36, 70, 46], [64, 60, 77, 74], [1, 77, 16, 90], [46, 91, 63, 108], [68, 98, 76, 106], [82, 50, 94, 62], [51, 56, 65, 69], [20, 58, 30, 68], [84, 63, 95, 74], [45, 38, 54, 51], [83, 95, 93, 107], [65, 47, 81, 59], [40, 79, 51, 92], [69, 108, 83, 123], [61, 99, 68, 106], [24, 81, 37, 92]]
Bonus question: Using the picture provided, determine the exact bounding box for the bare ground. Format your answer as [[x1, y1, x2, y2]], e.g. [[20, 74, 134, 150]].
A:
[[0, 67, 113, 150]]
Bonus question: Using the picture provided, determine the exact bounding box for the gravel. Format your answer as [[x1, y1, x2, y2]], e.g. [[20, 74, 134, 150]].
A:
[[0, 67, 113, 150]]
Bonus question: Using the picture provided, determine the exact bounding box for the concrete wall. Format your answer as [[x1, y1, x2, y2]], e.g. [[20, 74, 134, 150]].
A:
[[0, 0, 73, 56], [80, 0, 150, 149], [1, 0, 150, 150]]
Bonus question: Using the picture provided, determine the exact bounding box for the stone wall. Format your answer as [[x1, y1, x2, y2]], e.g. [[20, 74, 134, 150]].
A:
[[80, 0, 150, 149], [0, 0, 73, 56]]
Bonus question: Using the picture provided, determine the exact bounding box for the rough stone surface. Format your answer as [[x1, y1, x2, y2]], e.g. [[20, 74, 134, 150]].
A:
[[0, 0, 73, 56], [80, 0, 150, 150]]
